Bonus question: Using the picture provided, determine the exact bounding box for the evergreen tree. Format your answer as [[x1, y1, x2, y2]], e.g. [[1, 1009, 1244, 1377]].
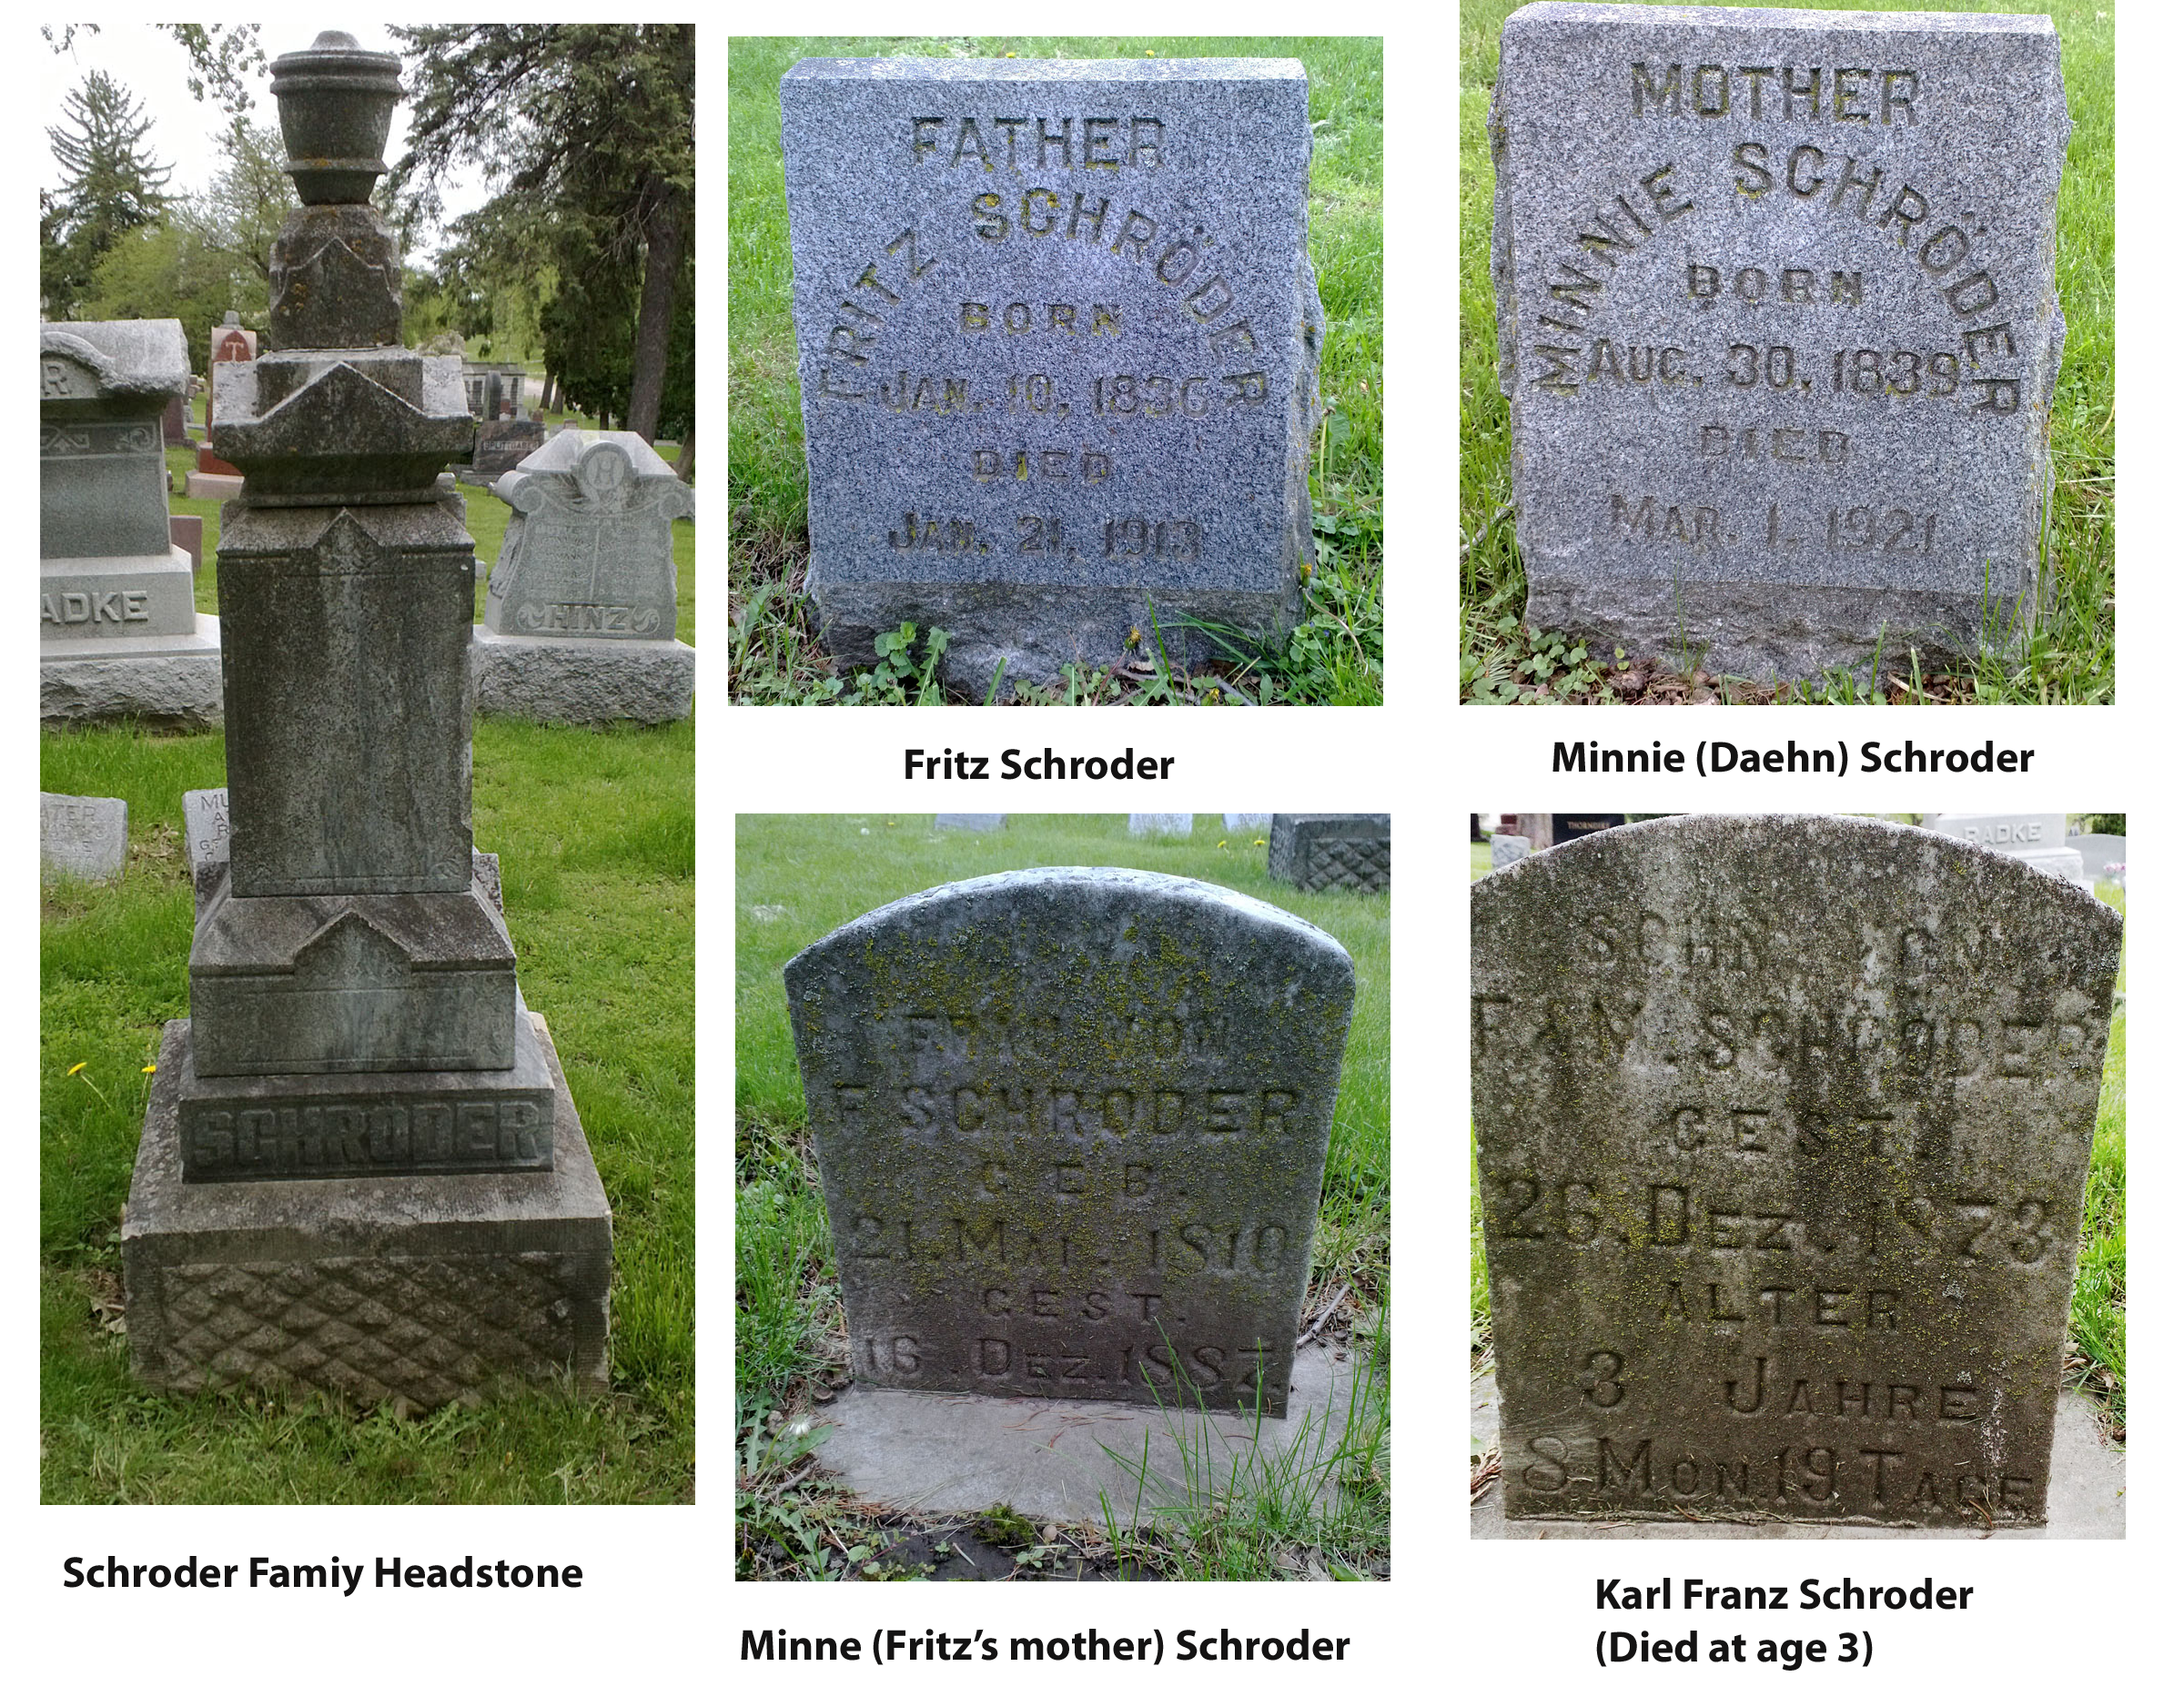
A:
[[43, 68, 172, 316]]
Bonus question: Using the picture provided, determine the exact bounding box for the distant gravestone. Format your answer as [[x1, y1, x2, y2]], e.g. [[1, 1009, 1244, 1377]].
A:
[[1127, 813, 1193, 837], [39, 319, 223, 728], [39, 793, 127, 883], [1491, 833, 1531, 871], [2067, 833, 2124, 887], [1223, 813, 1272, 832], [1552, 812, 1623, 844], [470, 416, 548, 481], [1472, 815, 2120, 1527], [1269, 813, 1390, 894], [473, 431, 697, 723], [785, 868, 1355, 1413], [781, 57, 1324, 695], [192, 312, 258, 482], [1923, 812, 2086, 890], [1491, 5, 2072, 682], [935, 813, 1006, 832]]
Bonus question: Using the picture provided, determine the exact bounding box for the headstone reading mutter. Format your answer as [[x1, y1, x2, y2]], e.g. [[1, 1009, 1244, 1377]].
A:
[[1472, 816, 2120, 1527], [1491, 5, 2072, 682], [781, 57, 1324, 695], [786, 869, 1355, 1414]]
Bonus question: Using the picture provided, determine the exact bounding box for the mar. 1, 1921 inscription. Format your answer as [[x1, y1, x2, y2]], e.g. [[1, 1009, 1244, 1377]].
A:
[[1471, 816, 2119, 1527], [1490, 5, 2073, 683], [785, 868, 1355, 1415]]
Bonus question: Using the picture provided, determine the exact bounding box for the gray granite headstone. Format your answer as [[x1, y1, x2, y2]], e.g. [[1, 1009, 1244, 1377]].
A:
[[470, 416, 548, 481], [1127, 812, 1193, 837], [1491, 5, 2072, 682], [1491, 833, 1531, 871], [39, 793, 127, 883], [1223, 813, 1272, 832], [935, 813, 1006, 832], [1269, 813, 1390, 894], [1923, 811, 2086, 890], [1472, 815, 2120, 1527], [781, 57, 1323, 695], [2067, 833, 2123, 886], [784, 868, 1355, 1414]]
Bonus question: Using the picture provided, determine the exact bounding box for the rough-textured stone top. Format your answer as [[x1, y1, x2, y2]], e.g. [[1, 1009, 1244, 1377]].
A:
[[1472, 814, 2119, 1527], [40, 322, 191, 414], [785, 867, 1355, 1414]]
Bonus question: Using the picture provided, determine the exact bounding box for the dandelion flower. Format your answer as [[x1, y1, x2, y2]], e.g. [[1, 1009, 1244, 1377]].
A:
[[67, 1062, 86, 1076]]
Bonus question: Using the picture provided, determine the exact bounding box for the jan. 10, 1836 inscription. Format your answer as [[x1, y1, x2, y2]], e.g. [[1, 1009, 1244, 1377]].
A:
[[781, 58, 1324, 696], [1472, 816, 2119, 1527], [1490, 5, 2073, 682], [785, 868, 1355, 1415]]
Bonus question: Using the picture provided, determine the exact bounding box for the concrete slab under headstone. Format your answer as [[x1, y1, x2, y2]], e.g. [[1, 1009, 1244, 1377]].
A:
[[471, 630, 695, 725], [1491, 5, 2072, 682], [184, 471, 245, 500], [40, 793, 127, 883]]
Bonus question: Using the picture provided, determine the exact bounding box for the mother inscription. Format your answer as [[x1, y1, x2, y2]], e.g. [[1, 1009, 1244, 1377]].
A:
[[1491, 5, 2072, 681], [1472, 816, 2119, 1527]]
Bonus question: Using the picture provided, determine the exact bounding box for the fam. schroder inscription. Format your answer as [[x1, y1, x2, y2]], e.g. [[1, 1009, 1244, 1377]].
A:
[[781, 58, 1323, 695], [1471, 816, 2119, 1527], [1491, 5, 2072, 682], [785, 868, 1354, 1414]]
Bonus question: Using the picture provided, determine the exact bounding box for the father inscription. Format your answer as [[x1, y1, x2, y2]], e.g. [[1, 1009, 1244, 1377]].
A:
[[1472, 815, 2119, 1526], [785, 868, 1354, 1414], [1491, 5, 2071, 681]]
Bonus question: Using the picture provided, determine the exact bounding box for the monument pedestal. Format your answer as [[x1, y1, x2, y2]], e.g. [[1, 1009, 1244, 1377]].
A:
[[40, 612, 223, 731], [471, 628, 695, 725], [125, 1013, 612, 1411]]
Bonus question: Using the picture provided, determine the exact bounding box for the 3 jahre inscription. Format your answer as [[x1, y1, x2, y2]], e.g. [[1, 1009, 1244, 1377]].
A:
[[1489, 5, 2073, 682], [785, 868, 1354, 1414], [1471, 817, 2120, 1527]]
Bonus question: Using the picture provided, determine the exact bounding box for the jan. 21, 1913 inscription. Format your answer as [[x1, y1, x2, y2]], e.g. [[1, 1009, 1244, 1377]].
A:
[[1489, 5, 2073, 683]]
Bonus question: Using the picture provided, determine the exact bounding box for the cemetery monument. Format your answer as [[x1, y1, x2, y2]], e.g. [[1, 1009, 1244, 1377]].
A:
[[1269, 812, 1391, 893], [1924, 811, 2087, 891]]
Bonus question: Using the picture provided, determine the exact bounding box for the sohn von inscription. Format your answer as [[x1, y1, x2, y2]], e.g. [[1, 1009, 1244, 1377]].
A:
[[785, 869, 1354, 1415], [1491, 5, 2071, 682], [1472, 817, 2119, 1527]]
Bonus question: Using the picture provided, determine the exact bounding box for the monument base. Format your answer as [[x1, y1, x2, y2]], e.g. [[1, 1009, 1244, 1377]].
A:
[[124, 1012, 612, 1411], [40, 619, 223, 730], [470, 627, 694, 724], [184, 471, 245, 501]]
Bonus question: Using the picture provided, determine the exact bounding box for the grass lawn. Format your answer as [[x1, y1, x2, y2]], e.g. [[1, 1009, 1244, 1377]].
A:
[[1459, 0, 2115, 704], [40, 482, 697, 1505], [736, 815, 1390, 1578], [728, 36, 1382, 704]]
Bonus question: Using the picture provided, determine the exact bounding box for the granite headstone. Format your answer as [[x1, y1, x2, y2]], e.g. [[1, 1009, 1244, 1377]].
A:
[[1127, 812, 1193, 837], [39, 793, 127, 883], [1491, 5, 2072, 681], [1491, 833, 1532, 871], [1552, 812, 1623, 844], [1472, 815, 2120, 1526], [784, 868, 1355, 1414], [1923, 811, 2085, 890], [781, 57, 1324, 694], [1224, 813, 1273, 832], [1268, 813, 1391, 894]]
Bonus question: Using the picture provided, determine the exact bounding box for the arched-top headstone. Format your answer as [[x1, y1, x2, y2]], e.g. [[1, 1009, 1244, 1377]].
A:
[[1472, 815, 2121, 1527], [785, 867, 1355, 1415]]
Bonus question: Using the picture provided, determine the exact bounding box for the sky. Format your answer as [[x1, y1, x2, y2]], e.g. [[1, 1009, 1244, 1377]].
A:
[[38, 22, 487, 254]]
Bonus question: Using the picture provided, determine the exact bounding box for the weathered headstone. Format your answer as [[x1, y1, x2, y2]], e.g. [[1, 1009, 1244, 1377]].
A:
[[124, 31, 611, 1411], [785, 868, 1355, 1413], [1491, 833, 1531, 871], [1923, 811, 2086, 890], [1552, 812, 1623, 844], [39, 793, 127, 883], [1472, 815, 2120, 1527], [935, 813, 1006, 832], [1223, 813, 1272, 832], [1127, 812, 1193, 837], [1268, 813, 1390, 894], [473, 430, 696, 723], [1491, 5, 2072, 682], [40, 318, 224, 728], [781, 57, 1324, 695]]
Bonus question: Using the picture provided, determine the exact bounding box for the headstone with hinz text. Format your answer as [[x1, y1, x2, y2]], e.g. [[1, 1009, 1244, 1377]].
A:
[[1269, 813, 1391, 894], [781, 57, 1324, 695], [1922, 811, 2086, 891], [1491, 5, 2072, 681], [785, 868, 1355, 1414], [1472, 815, 2119, 1526]]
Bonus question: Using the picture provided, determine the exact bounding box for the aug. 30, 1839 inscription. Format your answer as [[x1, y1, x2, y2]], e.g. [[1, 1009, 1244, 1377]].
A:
[[780, 58, 1324, 695], [1471, 816, 2120, 1527], [1490, 5, 2073, 682], [785, 868, 1355, 1416]]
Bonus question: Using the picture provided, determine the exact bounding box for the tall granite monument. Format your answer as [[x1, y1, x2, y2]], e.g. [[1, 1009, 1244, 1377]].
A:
[[123, 31, 612, 1410], [1491, 5, 2073, 682], [39, 318, 224, 728], [1472, 816, 2120, 1527], [1269, 813, 1391, 894], [782, 57, 1323, 695]]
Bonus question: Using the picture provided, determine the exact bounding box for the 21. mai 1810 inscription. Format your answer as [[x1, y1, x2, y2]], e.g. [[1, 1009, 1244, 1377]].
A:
[[1472, 817, 2119, 1527], [785, 869, 1354, 1415], [1491, 6, 2072, 682]]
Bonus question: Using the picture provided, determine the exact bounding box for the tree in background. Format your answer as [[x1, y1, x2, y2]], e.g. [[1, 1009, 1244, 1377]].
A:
[[391, 24, 694, 460], [42, 69, 173, 317]]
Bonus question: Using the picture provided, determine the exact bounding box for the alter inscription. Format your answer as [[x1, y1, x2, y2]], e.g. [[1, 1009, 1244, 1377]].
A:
[[785, 867, 1354, 1413], [1471, 815, 2119, 1527]]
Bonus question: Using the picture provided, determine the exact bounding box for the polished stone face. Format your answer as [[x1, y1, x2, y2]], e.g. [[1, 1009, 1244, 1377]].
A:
[[785, 868, 1355, 1415], [781, 57, 1323, 692], [1472, 815, 2121, 1527], [1491, 4, 2072, 681]]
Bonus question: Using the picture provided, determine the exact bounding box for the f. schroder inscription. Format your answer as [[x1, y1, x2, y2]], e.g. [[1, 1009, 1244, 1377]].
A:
[[1471, 816, 2119, 1527], [785, 868, 1354, 1414], [1490, 5, 2072, 683], [780, 58, 1323, 695]]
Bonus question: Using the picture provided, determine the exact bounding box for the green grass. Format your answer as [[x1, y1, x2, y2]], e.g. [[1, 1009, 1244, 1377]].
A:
[[728, 36, 1382, 704], [41, 503, 696, 1505], [1460, 0, 2114, 703], [736, 815, 1389, 1578]]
